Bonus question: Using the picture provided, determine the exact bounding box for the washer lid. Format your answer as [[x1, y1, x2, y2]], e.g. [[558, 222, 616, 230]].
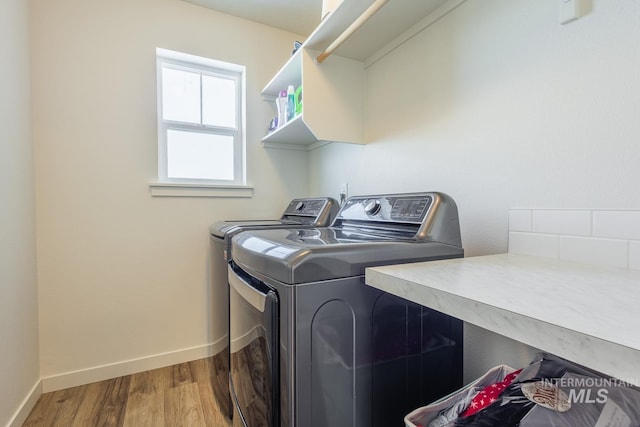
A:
[[209, 197, 339, 239], [231, 227, 464, 285], [209, 219, 297, 239]]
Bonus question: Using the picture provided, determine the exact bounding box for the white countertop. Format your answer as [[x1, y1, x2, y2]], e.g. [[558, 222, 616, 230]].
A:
[[365, 253, 640, 385]]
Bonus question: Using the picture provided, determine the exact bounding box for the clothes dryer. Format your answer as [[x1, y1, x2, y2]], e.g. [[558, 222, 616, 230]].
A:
[[208, 197, 338, 418]]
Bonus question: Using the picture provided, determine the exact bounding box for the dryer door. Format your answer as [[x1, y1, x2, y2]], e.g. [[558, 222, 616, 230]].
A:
[[228, 263, 279, 427]]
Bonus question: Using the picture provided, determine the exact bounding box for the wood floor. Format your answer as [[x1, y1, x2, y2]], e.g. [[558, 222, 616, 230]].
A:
[[23, 357, 232, 427]]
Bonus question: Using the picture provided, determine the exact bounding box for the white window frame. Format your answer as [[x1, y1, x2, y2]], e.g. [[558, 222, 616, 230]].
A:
[[153, 48, 248, 194]]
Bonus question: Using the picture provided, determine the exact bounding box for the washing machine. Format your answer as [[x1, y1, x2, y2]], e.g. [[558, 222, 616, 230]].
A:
[[208, 197, 338, 419], [228, 192, 465, 427]]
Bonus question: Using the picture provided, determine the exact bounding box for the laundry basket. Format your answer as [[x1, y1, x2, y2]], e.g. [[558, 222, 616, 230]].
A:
[[404, 364, 516, 427]]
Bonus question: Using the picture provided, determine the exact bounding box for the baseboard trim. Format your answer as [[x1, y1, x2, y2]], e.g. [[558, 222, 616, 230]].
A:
[[41, 338, 227, 393], [7, 379, 42, 427]]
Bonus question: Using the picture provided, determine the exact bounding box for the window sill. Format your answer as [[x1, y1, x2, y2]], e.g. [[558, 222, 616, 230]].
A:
[[149, 182, 253, 198]]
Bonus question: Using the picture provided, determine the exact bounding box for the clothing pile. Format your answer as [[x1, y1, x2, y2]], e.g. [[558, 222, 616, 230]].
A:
[[406, 353, 640, 427]]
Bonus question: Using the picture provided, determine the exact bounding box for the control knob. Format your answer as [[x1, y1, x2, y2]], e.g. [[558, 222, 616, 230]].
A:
[[364, 199, 381, 215], [295, 201, 305, 211]]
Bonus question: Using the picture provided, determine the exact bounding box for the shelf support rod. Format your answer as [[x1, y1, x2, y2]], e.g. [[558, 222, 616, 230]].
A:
[[316, 0, 390, 64]]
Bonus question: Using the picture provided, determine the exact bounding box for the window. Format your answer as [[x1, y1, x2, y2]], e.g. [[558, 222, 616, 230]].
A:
[[156, 48, 246, 187]]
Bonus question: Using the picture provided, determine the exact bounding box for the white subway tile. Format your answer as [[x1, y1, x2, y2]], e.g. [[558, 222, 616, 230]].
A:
[[509, 232, 558, 258], [509, 209, 532, 232], [559, 236, 628, 269], [629, 241, 640, 271], [532, 210, 592, 236], [593, 211, 640, 240]]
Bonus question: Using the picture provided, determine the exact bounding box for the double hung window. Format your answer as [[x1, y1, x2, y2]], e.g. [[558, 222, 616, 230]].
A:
[[156, 48, 245, 186]]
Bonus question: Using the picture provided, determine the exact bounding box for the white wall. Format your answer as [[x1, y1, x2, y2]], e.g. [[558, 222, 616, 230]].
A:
[[309, 0, 640, 380], [0, 0, 40, 424], [31, 0, 308, 387]]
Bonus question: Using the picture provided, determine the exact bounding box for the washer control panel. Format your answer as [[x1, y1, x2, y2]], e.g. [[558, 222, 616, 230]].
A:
[[364, 199, 382, 215], [337, 194, 433, 224], [390, 197, 431, 221]]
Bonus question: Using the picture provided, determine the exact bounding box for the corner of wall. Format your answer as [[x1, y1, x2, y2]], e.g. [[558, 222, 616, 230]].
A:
[[5, 380, 42, 427]]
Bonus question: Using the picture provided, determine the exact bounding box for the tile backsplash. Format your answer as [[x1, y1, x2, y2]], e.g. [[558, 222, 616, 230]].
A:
[[509, 209, 640, 270]]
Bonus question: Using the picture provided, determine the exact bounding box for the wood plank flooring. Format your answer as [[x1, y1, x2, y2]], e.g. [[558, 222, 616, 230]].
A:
[[23, 357, 232, 427]]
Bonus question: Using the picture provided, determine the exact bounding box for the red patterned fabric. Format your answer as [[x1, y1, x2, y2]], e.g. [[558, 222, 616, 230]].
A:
[[460, 369, 522, 417]]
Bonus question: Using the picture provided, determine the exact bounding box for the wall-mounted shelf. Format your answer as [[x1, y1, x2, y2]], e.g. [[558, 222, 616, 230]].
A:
[[304, 0, 452, 63], [260, 0, 466, 149], [260, 48, 364, 149]]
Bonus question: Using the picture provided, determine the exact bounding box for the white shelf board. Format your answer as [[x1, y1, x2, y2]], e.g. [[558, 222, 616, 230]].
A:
[[304, 0, 451, 62], [262, 48, 302, 98], [260, 115, 318, 145]]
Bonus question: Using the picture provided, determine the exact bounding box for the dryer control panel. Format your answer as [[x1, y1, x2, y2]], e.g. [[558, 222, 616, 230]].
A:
[[281, 197, 339, 225]]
